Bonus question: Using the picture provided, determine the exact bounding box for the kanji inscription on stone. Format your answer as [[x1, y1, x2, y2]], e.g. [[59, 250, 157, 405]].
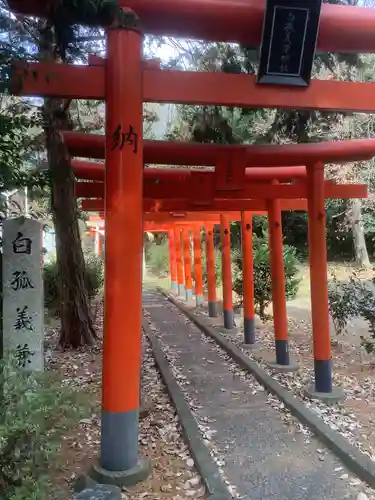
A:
[[2, 217, 44, 371]]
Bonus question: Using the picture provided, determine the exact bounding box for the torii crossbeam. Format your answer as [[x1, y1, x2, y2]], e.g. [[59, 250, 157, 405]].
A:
[[8, 0, 375, 53]]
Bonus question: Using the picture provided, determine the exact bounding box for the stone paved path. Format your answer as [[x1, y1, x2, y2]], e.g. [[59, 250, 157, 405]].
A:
[[143, 290, 366, 500]]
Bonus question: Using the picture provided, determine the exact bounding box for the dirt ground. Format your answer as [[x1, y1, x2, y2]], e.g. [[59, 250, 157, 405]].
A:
[[47, 305, 205, 500], [47, 263, 375, 496], [231, 262, 375, 459], [285, 264, 375, 455]]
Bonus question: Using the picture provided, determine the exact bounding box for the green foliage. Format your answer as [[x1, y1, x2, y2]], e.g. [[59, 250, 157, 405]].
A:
[[328, 274, 358, 335], [0, 101, 49, 226], [43, 252, 104, 315], [232, 233, 301, 319], [280, 202, 352, 261], [282, 201, 375, 262], [0, 359, 90, 500], [202, 247, 222, 288], [147, 242, 170, 277], [0, 114, 29, 189], [328, 274, 375, 353], [0, 109, 47, 195], [84, 252, 105, 296]]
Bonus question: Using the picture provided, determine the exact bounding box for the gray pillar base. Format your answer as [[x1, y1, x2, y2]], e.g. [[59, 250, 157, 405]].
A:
[[185, 289, 193, 302], [223, 309, 234, 330], [178, 284, 185, 297], [171, 281, 178, 294], [266, 359, 299, 373], [208, 301, 219, 317], [196, 295, 204, 307], [244, 317, 255, 345], [90, 457, 151, 488], [304, 384, 345, 404]]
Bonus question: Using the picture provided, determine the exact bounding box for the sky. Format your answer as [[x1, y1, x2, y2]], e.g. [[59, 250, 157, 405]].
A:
[[154, 43, 179, 62]]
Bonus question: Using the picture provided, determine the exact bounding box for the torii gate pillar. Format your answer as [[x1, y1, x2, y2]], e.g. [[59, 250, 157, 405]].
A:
[[206, 223, 218, 317], [182, 227, 193, 302], [168, 229, 178, 293], [91, 13, 150, 485], [193, 225, 204, 306], [175, 226, 185, 297], [241, 211, 255, 345], [220, 214, 234, 329], [306, 163, 344, 401], [267, 198, 297, 372]]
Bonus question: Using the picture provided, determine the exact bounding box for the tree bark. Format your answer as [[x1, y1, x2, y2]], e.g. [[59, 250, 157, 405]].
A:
[[351, 198, 371, 268], [43, 98, 98, 348], [40, 23, 97, 348]]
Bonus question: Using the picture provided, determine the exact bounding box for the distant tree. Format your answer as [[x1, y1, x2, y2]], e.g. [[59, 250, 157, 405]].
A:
[[0, 0, 121, 347], [164, 0, 375, 264]]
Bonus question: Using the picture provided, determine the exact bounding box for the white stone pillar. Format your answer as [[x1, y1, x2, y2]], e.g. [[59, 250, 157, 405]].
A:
[[2, 217, 44, 371]]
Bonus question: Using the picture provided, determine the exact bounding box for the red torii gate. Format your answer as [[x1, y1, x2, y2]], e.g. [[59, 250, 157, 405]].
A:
[[70, 128, 372, 485], [80, 167, 367, 365], [72, 159, 308, 183], [87, 217, 213, 305], [75, 178, 367, 201], [63, 131, 375, 164], [81, 197, 308, 212], [146, 221, 218, 306], [9, 0, 375, 487], [87, 214, 229, 312], [8, 0, 375, 53], [87, 214, 254, 328], [75, 140, 368, 354]]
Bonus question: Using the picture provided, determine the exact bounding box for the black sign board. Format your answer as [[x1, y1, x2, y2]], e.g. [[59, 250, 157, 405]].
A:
[[257, 0, 322, 87]]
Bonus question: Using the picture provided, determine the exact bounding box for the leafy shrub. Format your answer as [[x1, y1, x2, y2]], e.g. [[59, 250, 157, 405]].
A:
[[328, 273, 375, 353], [84, 252, 105, 297], [202, 247, 222, 288], [44, 252, 104, 315], [232, 233, 301, 319], [147, 241, 170, 277], [0, 359, 90, 500], [328, 274, 359, 335]]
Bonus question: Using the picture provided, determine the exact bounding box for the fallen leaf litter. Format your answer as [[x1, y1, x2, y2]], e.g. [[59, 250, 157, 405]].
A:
[[155, 294, 375, 500], [46, 301, 206, 500]]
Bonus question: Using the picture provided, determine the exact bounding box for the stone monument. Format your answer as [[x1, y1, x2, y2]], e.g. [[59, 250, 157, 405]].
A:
[[2, 217, 44, 371]]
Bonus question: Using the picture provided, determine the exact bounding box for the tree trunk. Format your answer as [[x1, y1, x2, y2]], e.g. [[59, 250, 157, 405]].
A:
[[38, 22, 97, 348], [43, 98, 98, 348], [351, 198, 371, 268], [37, 22, 98, 349]]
